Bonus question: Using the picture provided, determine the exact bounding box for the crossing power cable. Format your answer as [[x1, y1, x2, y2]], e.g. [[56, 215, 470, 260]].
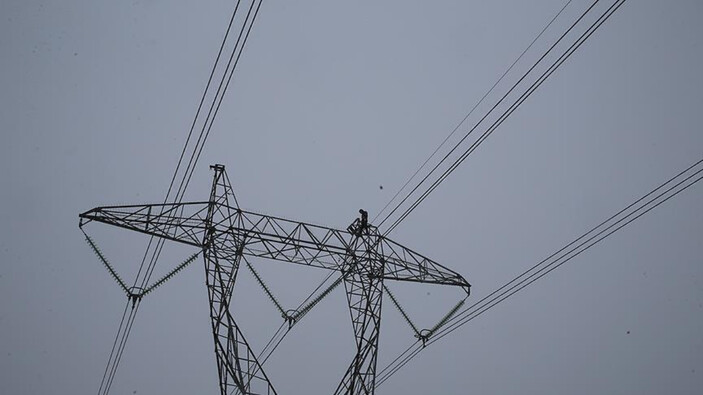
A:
[[382, 0, 617, 235], [258, 271, 347, 365], [372, 0, 574, 225], [377, 0, 614, 236], [245, 271, 347, 386], [95, 2, 265, 394], [376, 156, 703, 388]]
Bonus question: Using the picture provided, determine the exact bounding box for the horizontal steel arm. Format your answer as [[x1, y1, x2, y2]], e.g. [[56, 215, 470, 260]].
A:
[[79, 202, 211, 247], [79, 203, 470, 291], [376, 238, 471, 293], [78, 203, 354, 269]]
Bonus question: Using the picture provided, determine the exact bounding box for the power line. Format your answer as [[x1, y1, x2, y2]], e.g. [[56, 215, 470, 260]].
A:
[[376, 0, 631, 382], [140, 0, 263, 299], [433, 162, 703, 343], [383, 0, 621, 235], [134, 0, 263, 310], [254, 272, 346, 377], [377, 0, 609, 236], [372, 0, 574, 224], [180, 0, 265, 202], [96, 2, 265, 393], [376, 155, 703, 387]]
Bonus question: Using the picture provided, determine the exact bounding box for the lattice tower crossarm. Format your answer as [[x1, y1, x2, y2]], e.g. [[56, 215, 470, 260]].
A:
[[79, 164, 471, 394]]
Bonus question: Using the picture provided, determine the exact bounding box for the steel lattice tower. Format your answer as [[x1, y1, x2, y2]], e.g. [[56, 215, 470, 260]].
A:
[[79, 164, 470, 395]]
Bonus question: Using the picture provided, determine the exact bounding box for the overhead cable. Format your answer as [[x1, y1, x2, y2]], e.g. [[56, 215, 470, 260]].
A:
[[372, 0, 574, 224], [96, 2, 265, 394], [376, 154, 702, 388], [378, 0, 609, 236]]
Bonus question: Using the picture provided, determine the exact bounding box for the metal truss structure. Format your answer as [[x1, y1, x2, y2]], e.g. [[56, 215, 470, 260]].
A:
[[79, 164, 471, 395]]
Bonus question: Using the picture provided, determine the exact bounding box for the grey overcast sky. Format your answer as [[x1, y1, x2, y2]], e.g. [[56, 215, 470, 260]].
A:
[[1, 1, 702, 394]]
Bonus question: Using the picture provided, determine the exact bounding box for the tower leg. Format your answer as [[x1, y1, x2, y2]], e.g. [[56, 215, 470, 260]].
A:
[[204, 164, 276, 395], [203, 238, 277, 395], [335, 235, 385, 395]]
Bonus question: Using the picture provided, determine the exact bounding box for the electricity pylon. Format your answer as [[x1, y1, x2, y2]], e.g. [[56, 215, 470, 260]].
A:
[[79, 164, 470, 395]]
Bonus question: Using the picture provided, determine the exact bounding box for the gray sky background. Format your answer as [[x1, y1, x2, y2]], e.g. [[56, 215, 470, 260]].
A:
[[1, 1, 702, 394]]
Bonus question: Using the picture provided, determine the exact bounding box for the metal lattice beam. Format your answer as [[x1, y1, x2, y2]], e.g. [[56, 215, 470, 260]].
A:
[[80, 209, 469, 291]]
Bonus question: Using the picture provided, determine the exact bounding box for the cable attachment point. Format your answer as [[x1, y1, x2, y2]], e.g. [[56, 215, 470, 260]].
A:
[[128, 287, 144, 308], [284, 310, 297, 329], [415, 330, 432, 348], [422, 298, 467, 340]]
